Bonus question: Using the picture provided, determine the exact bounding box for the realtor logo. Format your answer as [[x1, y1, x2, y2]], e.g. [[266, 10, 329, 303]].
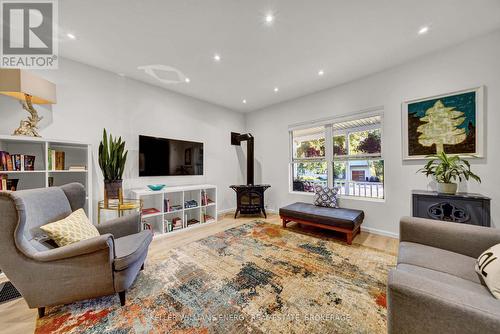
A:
[[1, 0, 58, 68]]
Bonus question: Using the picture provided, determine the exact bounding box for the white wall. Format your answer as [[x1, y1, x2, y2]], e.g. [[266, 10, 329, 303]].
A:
[[0, 58, 246, 217], [245, 30, 500, 236], [1, 31, 498, 235]]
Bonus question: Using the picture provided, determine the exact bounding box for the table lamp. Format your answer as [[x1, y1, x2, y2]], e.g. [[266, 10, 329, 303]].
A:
[[0, 69, 57, 137]]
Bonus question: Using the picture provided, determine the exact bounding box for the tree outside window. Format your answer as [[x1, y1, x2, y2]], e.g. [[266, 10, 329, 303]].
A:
[[333, 135, 347, 156], [349, 129, 381, 155], [295, 138, 325, 158]]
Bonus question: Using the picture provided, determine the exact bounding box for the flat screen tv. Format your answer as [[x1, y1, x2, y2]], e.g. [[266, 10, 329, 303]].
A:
[[139, 135, 204, 176]]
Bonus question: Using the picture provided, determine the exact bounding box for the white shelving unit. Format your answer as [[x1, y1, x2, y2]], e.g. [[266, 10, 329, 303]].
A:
[[131, 184, 217, 237], [0, 135, 93, 221]]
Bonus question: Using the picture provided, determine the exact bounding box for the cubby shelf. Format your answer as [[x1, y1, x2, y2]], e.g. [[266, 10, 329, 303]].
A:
[[0, 135, 93, 222], [2, 170, 46, 174], [48, 170, 88, 173], [2, 170, 88, 173], [131, 184, 217, 237], [164, 209, 183, 214], [142, 212, 163, 219]]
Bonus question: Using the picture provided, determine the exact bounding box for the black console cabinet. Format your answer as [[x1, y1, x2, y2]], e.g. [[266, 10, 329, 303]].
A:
[[412, 190, 491, 227]]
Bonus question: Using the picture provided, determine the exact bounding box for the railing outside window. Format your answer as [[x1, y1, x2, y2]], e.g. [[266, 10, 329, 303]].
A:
[[334, 180, 384, 199]]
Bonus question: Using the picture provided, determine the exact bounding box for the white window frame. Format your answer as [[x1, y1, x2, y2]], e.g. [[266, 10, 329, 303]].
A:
[[289, 126, 328, 192], [289, 109, 385, 200]]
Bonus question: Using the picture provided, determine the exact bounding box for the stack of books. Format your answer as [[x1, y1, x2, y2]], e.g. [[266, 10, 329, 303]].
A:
[[171, 204, 183, 211], [0, 151, 35, 171], [172, 217, 183, 230], [184, 199, 198, 208], [142, 207, 160, 215], [164, 198, 183, 212], [165, 219, 184, 232], [201, 190, 214, 206], [0, 174, 19, 191], [47, 149, 65, 170]]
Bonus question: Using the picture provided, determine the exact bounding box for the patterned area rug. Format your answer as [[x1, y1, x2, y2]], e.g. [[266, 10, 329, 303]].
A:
[[36, 221, 395, 333]]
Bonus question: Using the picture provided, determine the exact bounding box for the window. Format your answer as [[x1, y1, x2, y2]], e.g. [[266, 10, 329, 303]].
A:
[[291, 126, 327, 192], [290, 114, 384, 199]]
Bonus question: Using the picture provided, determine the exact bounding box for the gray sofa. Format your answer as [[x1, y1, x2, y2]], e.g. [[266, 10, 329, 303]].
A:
[[388, 216, 500, 334], [0, 183, 152, 317]]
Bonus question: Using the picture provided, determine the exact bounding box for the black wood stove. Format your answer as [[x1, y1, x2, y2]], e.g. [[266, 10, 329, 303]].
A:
[[230, 132, 270, 218]]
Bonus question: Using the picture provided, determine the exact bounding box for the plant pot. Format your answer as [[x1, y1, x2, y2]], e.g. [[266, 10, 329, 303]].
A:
[[104, 179, 123, 202], [437, 182, 457, 195]]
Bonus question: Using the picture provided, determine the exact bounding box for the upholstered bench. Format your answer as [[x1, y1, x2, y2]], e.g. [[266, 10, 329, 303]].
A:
[[279, 202, 364, 244]]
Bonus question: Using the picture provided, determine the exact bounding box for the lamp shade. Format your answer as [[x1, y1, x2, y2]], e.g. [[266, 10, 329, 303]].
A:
[[0, 69, 56, 104]]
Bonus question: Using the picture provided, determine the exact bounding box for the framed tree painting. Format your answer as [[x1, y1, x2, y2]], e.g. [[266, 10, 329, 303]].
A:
[[402, 86, 484, 160]]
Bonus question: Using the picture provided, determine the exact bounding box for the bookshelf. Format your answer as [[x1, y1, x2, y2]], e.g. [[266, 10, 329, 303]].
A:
[[0, 135, 93, 221], [131, 184, 217, 237]]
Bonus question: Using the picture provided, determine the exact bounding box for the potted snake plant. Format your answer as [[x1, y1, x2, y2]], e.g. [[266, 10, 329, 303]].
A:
[[99, 129, 128, 202], [418, 152, 481, 194]]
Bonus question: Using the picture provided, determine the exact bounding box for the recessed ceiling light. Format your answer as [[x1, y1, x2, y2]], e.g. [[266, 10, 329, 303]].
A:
[[213, 54, 221, 62], [67, 33, 76, 40], [318, 70, 325, 76], [418, 26, 429, 35], [185, 77, 190, 83], [274, 87, 279, 93], [265, 13, 274, 24], [242, 99, 247, 104]]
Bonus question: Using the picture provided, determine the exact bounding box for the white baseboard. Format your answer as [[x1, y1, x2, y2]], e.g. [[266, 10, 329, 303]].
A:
[[218, 207, 398, 239], [265, 209, 398, 238], [218, 208, 279, 216], [218, 207, 236, 215], [361, 226, 398, 239]]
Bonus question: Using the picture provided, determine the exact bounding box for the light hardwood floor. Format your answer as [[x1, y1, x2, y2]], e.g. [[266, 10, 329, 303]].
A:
[[0, 213, 398, 334]]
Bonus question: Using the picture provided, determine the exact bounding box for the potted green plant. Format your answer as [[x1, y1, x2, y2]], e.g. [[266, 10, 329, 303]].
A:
[[98, 129, 128, 202], [418, 152, 481, 194]]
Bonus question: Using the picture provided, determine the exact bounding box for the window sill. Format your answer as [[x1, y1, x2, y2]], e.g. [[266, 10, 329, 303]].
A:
[[339, 195, 385, 203], [289, 191, 315, 196], [288, 191, 385, 203]]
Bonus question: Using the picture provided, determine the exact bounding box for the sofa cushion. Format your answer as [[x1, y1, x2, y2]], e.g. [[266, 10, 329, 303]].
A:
[[388, 268, 500, 334], [398, 241, 482, 285], [279, 202, 364, 229], [475, 243, 500, 299], [114, 230, 153, 271], [397, 263, 491, 297], [313, 185, 339, 208]]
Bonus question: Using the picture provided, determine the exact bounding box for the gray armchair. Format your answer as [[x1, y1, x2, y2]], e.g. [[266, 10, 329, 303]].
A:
[[0, 183, 152, 317], [388, 217, 500, 334]]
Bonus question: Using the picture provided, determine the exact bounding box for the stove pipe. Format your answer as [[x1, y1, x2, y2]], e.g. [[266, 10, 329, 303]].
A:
[[231, 132, 254, 185]]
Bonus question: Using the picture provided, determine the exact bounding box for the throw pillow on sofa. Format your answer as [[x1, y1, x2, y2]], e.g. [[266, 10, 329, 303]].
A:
[[475, 243, 500, 299], [40, 209, 100, 247], [313, 185, 339, 208]]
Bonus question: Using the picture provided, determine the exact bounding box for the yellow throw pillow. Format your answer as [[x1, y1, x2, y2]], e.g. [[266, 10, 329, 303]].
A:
[[40, 209, 100, 247]]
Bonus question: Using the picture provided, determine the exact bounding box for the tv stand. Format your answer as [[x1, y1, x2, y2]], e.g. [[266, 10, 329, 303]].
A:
[[131, 184, 217, 237]]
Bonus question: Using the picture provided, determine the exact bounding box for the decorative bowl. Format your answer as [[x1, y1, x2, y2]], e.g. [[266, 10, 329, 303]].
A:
[[147, 184, 166, 191]]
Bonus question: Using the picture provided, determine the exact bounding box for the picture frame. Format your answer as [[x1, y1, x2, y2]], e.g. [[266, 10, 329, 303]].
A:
[[401, 86, 484, 160]]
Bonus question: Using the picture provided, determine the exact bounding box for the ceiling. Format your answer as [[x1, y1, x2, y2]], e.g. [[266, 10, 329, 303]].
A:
[[58, 0, 500, 112]]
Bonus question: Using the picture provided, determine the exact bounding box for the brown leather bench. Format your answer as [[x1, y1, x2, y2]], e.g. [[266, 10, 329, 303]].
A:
[[279, 202, 364, 244]]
